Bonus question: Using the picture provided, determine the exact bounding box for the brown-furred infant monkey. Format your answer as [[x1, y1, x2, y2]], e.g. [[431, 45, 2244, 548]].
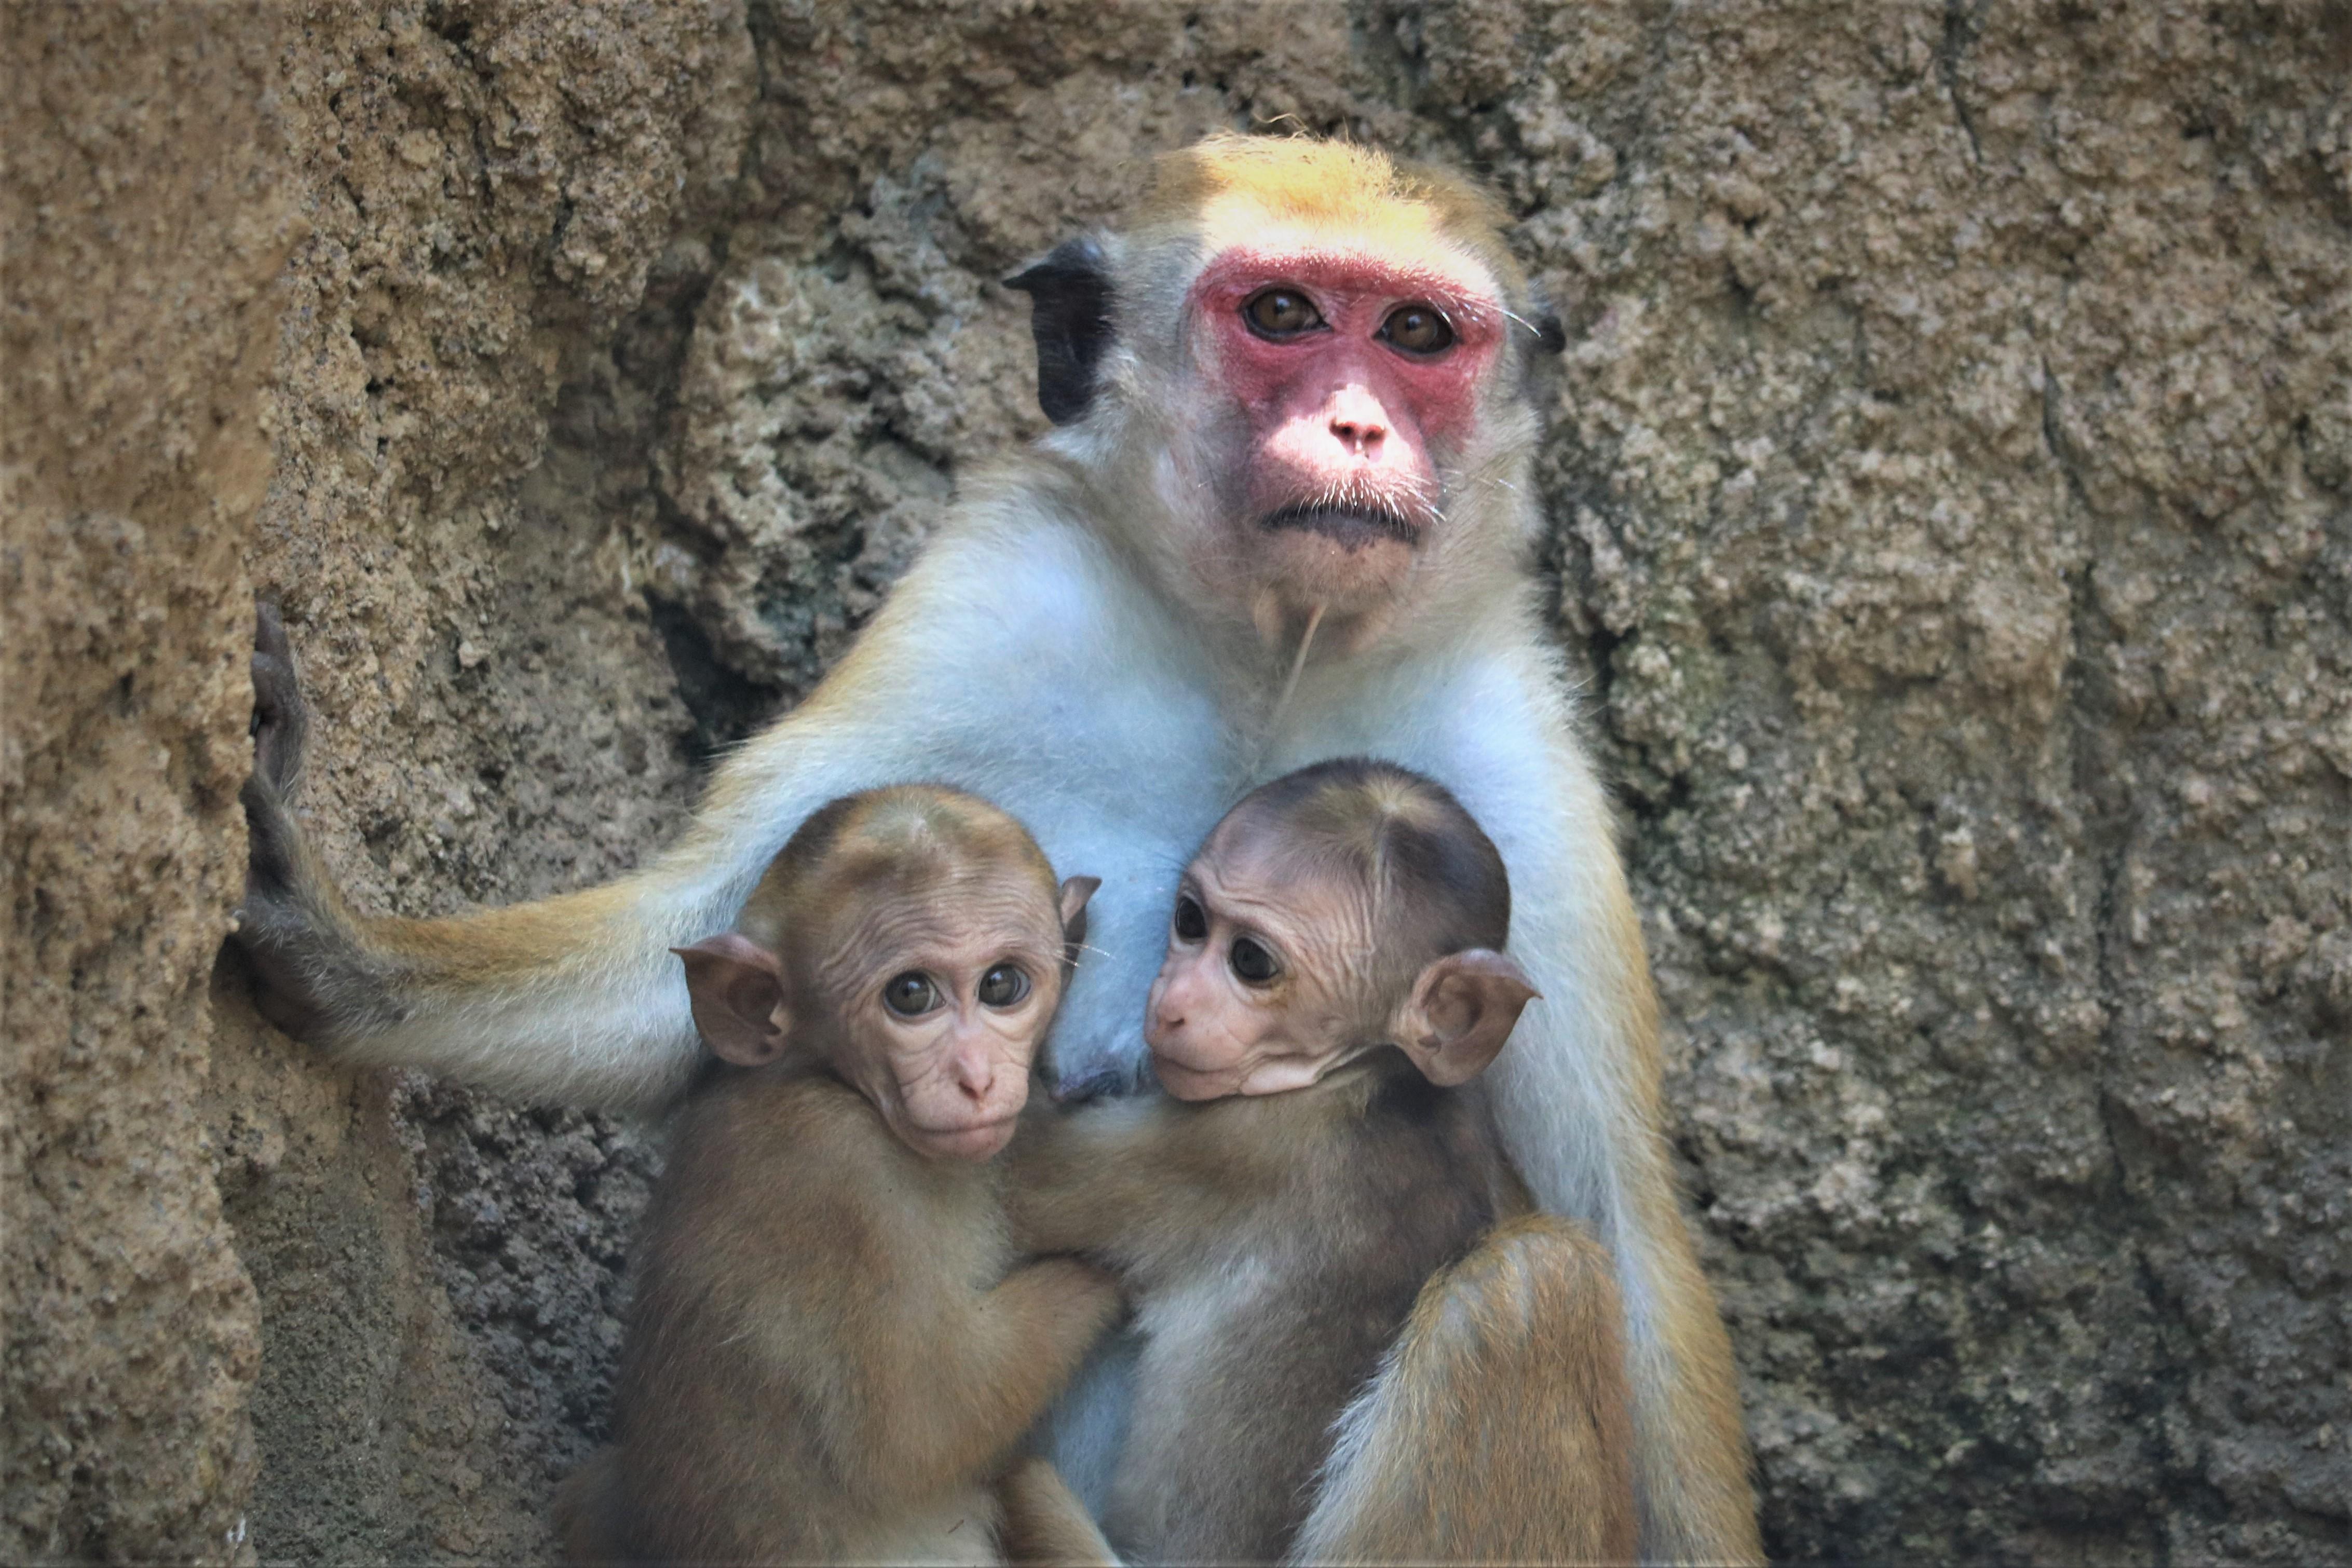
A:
[[555, 785, 1120, 1566], [1012, 759, 1639, 1565]]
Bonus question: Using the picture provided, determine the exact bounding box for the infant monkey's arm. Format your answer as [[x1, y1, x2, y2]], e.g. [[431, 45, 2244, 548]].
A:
[[1007, 1096, 1290, 1262], [878, 1252, 1124, 1497]]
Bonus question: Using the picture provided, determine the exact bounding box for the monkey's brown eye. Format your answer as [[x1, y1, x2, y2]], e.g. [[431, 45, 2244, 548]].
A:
[[1173, 896, 1208, 942], [1243, 288, 1324, 339], [977, 964, 1030, 1008], [1380, 305, 1454, 354], [882, 972, 939, 1017], [1229, 936, 1281, 985]]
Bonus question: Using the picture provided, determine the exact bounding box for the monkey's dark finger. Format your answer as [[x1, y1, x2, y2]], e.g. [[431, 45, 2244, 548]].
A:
[[240, 772, 303, 889], [248, 657, 309, 793], [248, 600, 310, 791], [250, 601, 302, 721], [250, 651, 284, 729], [249, 647, 305, 723], [255, 598, 292, 665], [223, 894, 335, 1045]]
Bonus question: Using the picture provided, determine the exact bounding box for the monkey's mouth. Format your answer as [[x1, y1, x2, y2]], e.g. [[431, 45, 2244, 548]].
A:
[[1259, 501, 1422, 550], [906, 1115, 1019, 1162]]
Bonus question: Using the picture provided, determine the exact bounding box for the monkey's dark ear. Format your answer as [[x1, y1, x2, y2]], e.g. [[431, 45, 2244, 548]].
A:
[[1394, 950, 1540, 1087], [1057, 876, 1102, 961], [1005, 238, 1113, 425], [1522, 283, 1568, 357], [674, 936, 792, 1068]]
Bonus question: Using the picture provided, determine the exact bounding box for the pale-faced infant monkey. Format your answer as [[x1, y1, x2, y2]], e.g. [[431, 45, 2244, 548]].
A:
[[554, 785, 1120, 1566], [1011, 759, 1638, 1565], [236, 134, 1761, 1562]]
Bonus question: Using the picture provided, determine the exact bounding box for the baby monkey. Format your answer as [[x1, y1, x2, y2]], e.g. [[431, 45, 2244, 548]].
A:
[[1014, 759, 1638, 1564], [558, 785, 1119, 1566]]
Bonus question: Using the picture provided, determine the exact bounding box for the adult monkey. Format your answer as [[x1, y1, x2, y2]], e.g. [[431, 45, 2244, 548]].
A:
[[236, 135, 1762, 1564]]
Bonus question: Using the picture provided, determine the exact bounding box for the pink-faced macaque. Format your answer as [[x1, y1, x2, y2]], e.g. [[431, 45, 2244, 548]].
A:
[[554, 786, 1118, 1566], [1012, 758, 1639, 1565]]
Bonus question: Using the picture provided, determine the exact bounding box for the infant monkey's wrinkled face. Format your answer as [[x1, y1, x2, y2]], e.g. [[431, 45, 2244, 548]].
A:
[[819, 874, 1077, 1161], [675, 785, 1098, 1164], [1147, 822, 1391, 1101], [1144, 762, 1542, 1103]]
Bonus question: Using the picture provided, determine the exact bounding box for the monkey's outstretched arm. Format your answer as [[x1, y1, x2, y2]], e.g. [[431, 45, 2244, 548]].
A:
[[1006, 1099, 1282, 1261], [233, 598, 856, 1109], [231, 528, 1083, 1111], [1005, 1103, 1192, 1259]]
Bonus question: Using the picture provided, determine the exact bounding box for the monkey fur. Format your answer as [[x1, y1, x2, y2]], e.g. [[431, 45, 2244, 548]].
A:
[[235, 136, 1762, 1563]]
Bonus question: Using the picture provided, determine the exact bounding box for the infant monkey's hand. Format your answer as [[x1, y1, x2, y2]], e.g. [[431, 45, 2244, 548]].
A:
[[1011, 1255, 1126, 1339]]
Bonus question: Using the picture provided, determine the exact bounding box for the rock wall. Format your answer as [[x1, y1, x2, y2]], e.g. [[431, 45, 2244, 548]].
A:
[[4, 2, 2345, 1562]]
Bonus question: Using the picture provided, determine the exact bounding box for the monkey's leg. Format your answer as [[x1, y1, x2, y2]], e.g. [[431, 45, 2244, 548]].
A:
[[996, 1457, 1120, 1566], [1613, 1178, 1766, 1566], [1287, 1215, 1646, 1568]]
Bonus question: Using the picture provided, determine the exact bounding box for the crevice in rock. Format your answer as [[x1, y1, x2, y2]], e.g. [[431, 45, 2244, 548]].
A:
[[1938, 0, 1989, 166]]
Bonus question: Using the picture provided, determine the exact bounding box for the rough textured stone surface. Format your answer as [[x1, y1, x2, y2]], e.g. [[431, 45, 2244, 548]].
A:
[[3, 6, 293, 1558], [4, 2, 2345, 1562]]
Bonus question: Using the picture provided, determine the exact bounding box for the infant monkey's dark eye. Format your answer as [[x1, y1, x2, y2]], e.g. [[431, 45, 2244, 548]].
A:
[[977, 964, 1029, 1008], [1173, 895, 1208, 942], [1228, 936, 1281, 985], [882, 972, 939, 1017]]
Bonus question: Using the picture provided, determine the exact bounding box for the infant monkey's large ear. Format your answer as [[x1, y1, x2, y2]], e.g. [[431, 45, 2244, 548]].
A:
[[674, 935, 793, 1067], [1394, 950, 1541, 1087]]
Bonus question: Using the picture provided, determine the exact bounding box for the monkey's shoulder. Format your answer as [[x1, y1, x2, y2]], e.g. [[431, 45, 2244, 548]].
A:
[[668, 1067, 869, 1163], [827, 493, 1197, 697], [1265, 1067, 1519, 1236]]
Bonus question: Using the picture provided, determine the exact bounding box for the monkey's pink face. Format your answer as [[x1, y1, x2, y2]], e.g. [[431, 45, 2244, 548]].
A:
[[1143, 843, 1377, 1101], [827, 904, 1064, 1162], [1185, 247, 1506, 625]]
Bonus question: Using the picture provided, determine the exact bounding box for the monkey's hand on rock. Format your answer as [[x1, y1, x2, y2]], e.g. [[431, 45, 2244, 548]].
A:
[[228, 600, 385, 1047]]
